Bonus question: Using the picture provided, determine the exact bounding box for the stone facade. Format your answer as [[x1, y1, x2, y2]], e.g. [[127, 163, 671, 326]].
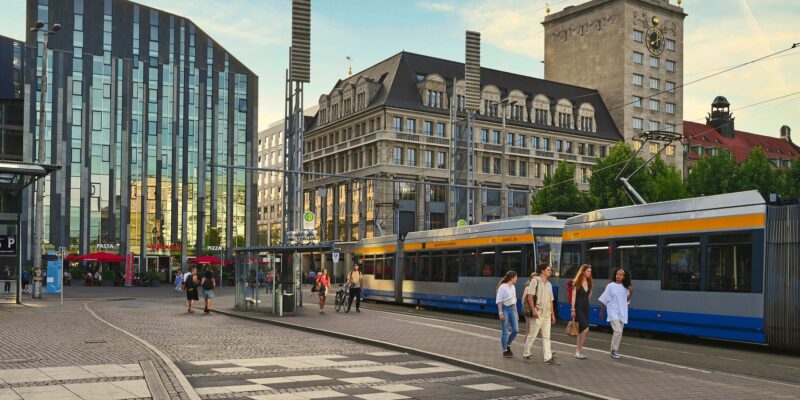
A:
[[544, 0, 686, 173]]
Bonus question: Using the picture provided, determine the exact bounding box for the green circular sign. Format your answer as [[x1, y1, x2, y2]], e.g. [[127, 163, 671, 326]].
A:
[[303, 211, 315, 222], [456, 219, 467, 227]]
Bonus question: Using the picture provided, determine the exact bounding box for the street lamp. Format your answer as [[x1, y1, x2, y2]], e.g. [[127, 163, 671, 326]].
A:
[[30, 20, 61, 277]]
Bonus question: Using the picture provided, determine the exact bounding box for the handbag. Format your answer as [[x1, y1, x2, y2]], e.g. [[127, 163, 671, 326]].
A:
[[566, 320, 580, 336], [311, 280, 319, 293]]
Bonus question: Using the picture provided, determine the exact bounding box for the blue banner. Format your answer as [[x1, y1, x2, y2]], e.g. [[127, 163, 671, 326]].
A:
[[46, 260, 62, 293]]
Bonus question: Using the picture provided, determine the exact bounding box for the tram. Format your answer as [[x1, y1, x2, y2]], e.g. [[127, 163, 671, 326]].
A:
[[553, 190, 800, 350], [355, 216, 564, 312]]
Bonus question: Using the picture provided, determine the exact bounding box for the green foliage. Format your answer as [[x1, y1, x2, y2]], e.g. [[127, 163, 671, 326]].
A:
[[206, 227, 221, 247], [589, 143, 650, 208], [686, 150, 739, 197], [784, 158, 800, 197], [531, 161, 591, 214], [645, 156, 688, 202], [736, 147, 784, 198]]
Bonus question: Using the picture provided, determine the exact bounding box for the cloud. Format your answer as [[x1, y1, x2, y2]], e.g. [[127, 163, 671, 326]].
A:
[[417, 2, 456, 12]]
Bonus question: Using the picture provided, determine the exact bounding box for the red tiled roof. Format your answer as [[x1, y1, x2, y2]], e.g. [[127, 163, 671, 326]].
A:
[[683, 121, 799, 162]]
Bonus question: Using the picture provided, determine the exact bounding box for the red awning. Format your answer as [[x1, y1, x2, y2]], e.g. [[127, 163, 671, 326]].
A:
[[78, 252, 125, 263], [64, 254, 81, 262], [188, 255, 223, 265]]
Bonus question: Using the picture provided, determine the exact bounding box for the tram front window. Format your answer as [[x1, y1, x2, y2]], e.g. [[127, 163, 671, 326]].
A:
[[560, 243, 581, 278]]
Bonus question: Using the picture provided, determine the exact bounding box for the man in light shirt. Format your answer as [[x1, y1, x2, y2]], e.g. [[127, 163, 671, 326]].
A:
[[522, 263, 557, 364]]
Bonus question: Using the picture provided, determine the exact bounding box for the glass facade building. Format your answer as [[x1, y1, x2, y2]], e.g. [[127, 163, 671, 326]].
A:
[[23, 0, 258, 277]]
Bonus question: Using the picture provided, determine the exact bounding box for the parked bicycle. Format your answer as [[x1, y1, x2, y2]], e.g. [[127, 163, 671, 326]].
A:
[[334, 283, 353, 313]]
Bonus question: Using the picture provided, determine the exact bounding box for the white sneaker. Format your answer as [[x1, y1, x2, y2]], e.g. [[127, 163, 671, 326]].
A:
[[575, 352, 586, 359]]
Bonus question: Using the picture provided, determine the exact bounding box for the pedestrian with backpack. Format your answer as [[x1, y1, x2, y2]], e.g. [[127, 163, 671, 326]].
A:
[[522, 263, 557, 365], [201, 267, 216, 314]]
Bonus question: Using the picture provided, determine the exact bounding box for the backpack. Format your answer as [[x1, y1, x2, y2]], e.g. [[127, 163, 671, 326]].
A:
[[566, 279, 575, 306], [202, 277, 214, 291]]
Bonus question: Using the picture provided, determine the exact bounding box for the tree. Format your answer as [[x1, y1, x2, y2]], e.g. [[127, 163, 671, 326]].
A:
[[784, 157, 800, 197], [646, 156, 688, 202], [737, 147, 783, 199], [205, 226, 221, 247], [686, 150, 739, 197], [589, 142, 650, 209], [531, 161, 591, 214]]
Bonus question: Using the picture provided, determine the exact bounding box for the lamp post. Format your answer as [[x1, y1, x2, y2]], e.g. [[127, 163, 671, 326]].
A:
[[30, 20, 60, 277]]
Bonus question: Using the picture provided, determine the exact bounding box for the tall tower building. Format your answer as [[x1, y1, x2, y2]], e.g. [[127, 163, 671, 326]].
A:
[[543, 0, 686, 173]]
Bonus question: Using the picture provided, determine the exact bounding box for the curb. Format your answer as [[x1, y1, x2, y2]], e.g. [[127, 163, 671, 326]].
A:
[[213, 308, 614, 400]]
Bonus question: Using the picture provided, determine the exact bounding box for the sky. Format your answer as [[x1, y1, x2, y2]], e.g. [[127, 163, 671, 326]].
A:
[[1, 0, 798, 138]]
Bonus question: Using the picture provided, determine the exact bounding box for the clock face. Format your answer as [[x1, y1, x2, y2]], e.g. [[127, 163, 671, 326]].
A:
[[646, 27, 665, 55]]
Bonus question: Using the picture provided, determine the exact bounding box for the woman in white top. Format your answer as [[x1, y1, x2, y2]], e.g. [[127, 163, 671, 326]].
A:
[[495, 271, 519, 358], [598, 268, 633, 359]]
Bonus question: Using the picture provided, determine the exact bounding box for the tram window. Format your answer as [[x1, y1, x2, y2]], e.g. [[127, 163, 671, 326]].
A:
[[363, 256, 375, 275], [404, 255, 416, 280], [479, 250, 496, 277], [374, 258, 384, 280], [430, 253, 444, 281], [498, 248, 523, 278], [383, 256, 395, 280], [561, 243, 581, 278], [444, 251, 459, 282], [663, 238, 701, 291], [536, 236, 562, 276], [587, 242, 611, 280], [616, 240, 658, 280], [460, 251, 477, 277], [416, 254, 430, 281], [707, 234, 752, 292]]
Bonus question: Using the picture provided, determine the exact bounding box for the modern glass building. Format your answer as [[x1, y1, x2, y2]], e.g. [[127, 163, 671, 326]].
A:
[[23, 0, 258, 279]]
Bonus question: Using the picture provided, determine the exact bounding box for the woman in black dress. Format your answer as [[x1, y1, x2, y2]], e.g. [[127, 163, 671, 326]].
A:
[[185, 268, 199, 313], [570, 264, 593, 359]]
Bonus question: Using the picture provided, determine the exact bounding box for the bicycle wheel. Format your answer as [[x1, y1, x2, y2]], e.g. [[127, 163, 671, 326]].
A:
[[344, 291, 352, 313], [334, 292, 343, 312]]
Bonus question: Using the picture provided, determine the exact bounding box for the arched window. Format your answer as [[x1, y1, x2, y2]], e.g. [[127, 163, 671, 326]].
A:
[[556, 99, 573, 129], [532, 94, 550, 125], [578, 103, 595, 132]]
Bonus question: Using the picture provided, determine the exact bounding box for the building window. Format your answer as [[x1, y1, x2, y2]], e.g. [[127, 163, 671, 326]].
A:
[[633, 117, 643, 130], [578, 143, 585, 155], [424, 150, 433, 168], [438, 152, 446, 169], [633, 51, 643, 64], [633, 30, 644, 43], [492, 130, 501, 145], [666, 102, 675, 114], [665, 123, 676, 132], [580, 116, 594, 131], [541, 137, 550, 151], [632, 96, 643, 108], [506, 132, 514, 147], [393, 116, 402, 132], [407, 148, 417, 166], [406, 118, 416, 133], [649, 77, 660, 90], [588, 144, 595, 156], [666, 38, 676, 51], [632, 140, 642, 150], [493, 158, 502, 174], [649, 143, 659, 154], [533, 163, 541, 178], [517, 134, 525, 148], [534, 108, 548, 125], [666, 145, 675, 156], [649, 56, 659, 68], [600, 146, 607, 158], [565, 141, 573, 154], [555, 139, 563, 152], [479, 128, 487, 143], [508, 160, 516, 176], [666, 81, 675, 93], [666, 60, 676, 72], [423, 121, 433, 135], [558, 112, 572, 128], [580, 168, 589, 183], [393, 147, 403, 165], [482, 157, 490, 173], [519, 161, 528, 177], [649, 99, 659, 111], [436, 122, 446, 137], [633, 74, 643, 86], [531, 136, 539, 149], [649, 120, 660, 131]]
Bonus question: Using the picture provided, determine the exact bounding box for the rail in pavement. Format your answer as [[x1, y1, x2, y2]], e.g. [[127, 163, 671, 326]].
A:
[[215, 292, 799, 400]]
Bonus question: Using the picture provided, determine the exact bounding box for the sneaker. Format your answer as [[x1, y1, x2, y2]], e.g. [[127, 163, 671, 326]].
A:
[[611, 350, 621, 359], [575, 352, 586, 359], [502, 350, 513, 358], [544, 357, 558, 365], [522, 354, 531, 360], [356, 309, 361, 313], [506, 347, 513, 356], [319, 310, 324, 314]]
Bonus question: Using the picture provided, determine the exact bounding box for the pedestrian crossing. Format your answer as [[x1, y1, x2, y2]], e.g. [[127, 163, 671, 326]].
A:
[[180, 352, 573, 399]]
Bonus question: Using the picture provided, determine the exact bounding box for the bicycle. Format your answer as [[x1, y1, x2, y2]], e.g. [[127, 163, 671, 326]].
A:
[[334, 284, 354, 313]]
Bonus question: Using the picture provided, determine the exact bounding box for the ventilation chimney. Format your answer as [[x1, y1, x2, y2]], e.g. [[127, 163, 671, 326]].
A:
[[780, 125, 791, 143]]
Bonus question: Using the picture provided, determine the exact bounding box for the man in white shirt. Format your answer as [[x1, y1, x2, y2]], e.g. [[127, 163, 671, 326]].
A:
[[522, 263, 557, 364], [346, 264, 364, 313]]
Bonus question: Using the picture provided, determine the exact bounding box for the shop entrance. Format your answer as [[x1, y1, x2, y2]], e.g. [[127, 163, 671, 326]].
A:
[[134, 255, 172, 282]]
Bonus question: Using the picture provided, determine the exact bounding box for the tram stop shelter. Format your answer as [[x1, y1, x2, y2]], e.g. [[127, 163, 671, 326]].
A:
[[0, 161, 60, 304], [233, 242, 336, 316]]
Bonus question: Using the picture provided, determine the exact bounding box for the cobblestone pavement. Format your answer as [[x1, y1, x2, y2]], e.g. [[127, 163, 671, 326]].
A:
[[86, 288, 583, 400]]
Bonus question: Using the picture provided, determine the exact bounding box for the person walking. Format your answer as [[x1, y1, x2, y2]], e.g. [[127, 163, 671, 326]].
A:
[[570, 264, 593, 359], [201, 268, 216, 314], [2, 266, 11, 293], [520, 271, 538, 343], [522, 263, 557, 364], [599, 268, 632, 359], [185, 267, 199, 313], [94, 270, 102, 286], [315, 268, 332, 314], [495, 270, 519, 358], [346, 264, 364, 312], [21, 269, 30, 294]]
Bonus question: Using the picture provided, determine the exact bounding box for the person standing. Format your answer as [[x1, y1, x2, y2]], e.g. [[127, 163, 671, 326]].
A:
[[21, 269, 30, 294], [522, 263, 557, 364], [201, 268, 216, 314], [495, 270, 519, 358], [309, 269, 316, 288], [94, 270, 103, 286], [315, 268, 332, 314], [265, 270, 273, 294], [520, 271, 538, 343], [570, 264, 593, 359], [346, 264, 364, 312], [599, 268, 632, 359], [2, 266, 11, 293], [185, 267, 199, 313]]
